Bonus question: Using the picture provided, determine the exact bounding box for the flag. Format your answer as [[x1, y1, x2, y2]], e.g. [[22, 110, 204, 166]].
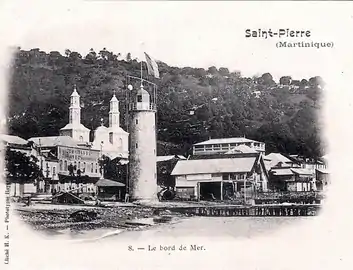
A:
[[144, 52, 160, 79]]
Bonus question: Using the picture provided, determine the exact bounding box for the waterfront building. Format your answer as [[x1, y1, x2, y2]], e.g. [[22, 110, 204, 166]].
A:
[[268, 167, 314, 192], [288, 155, 326, 173], [192, 137, 265, 156], [29, 136, 100, 194], [0, 134, 36, 156], [315, 168, 330, 191], [263, 152, 301, 172], [171, 152, 268, 200]]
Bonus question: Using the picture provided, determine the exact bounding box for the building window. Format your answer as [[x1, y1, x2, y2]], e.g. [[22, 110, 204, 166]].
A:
[[83, 162, 86, 172], [53, 167, 56, 176], [109, 133, 113, 144], [59, 160, 63, 171], [79, 136, 83, 142], [95, 163, 98, 173], [136, 143, 138, 149], [91, 163, 93, 173], [137, 95, 142, 102], [222, 174, 230, 181], [136, 119, 138, 124], [78, 161, 81, 169], [64, 160, 68, 171]]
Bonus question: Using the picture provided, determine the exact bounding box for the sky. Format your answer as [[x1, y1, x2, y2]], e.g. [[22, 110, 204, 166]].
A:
[[1, 1, 353, 82]]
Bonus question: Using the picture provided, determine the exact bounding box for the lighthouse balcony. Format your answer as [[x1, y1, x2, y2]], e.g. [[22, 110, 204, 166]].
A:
[[128, 103, 157, 111]]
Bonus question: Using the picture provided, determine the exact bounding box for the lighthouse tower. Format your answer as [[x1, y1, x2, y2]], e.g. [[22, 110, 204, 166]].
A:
[[128, 83, 157, 201]]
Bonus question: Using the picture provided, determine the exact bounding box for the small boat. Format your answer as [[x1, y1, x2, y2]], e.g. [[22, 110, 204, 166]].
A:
[[153, 215, 173, 223]]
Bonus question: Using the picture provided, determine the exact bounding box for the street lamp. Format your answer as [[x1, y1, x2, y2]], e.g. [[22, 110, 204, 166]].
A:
[[100, 141, 104, 180]]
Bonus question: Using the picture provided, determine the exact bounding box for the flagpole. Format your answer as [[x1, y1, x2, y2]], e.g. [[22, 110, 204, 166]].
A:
[[140, 60, 143, 87]]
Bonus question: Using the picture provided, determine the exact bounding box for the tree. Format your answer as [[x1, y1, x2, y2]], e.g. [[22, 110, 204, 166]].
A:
[[279, 76, 291, 85], [99, 155, 127, 182], [126, 53, 132, 62], [260, 73, 275, 85], [208, 66, 218, 74], [5, 149, 41, 197], [64, 49, 71, 57], [219, 67, 230, 76], [9, 48, 324, 159]]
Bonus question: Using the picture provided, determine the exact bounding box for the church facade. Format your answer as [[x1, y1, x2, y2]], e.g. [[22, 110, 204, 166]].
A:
[[91, 93, 129, 161], [59, 86, 129, 161]]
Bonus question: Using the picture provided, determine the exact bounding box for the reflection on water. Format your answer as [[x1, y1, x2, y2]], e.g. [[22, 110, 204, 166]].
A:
[[51, 216, 313, 241]]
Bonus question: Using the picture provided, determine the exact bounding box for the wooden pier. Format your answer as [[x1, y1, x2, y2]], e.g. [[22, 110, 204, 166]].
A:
[[167, 204, 321, 217]]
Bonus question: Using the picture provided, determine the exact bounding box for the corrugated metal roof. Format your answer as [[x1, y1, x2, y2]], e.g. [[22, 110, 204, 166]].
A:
[[264, 153, 296, 171], [291, 168, 313, 175], [226, 145, 257, 154], [316, 168, 329, 174], [271, 168, 294, 176], [0, 134, 28, 145], [96, 179, 125, 187], [171, 157, 256, 175], [157, 155, 186, 162], [29, 136, 81, 147], [194, 137, 262, 146]]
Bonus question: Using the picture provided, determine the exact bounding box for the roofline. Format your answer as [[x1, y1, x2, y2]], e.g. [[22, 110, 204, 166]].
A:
[[194, 138, 264, 146], [171, 170, 251, 176]]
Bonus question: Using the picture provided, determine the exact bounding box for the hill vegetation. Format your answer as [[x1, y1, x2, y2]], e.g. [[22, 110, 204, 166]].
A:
[[8, 48, 325, 158]]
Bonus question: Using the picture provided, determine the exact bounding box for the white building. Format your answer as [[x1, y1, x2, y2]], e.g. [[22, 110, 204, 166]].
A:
[[92, 93, 129, 160], [171, 152, 268, 200], [263, 152, 301, 172], [128, 84, 157, 200], [60, 86, 90, 143], [193, 137, 265, 156], [29, 136, 101, 194]]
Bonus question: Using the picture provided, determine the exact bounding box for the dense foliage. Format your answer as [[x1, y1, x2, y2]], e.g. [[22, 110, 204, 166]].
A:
[[5, 149, 42, 185], [8, 48, 325, 158]]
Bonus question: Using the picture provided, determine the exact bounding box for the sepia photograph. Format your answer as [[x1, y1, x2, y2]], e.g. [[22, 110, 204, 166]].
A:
[[1, 1, 352, 270]]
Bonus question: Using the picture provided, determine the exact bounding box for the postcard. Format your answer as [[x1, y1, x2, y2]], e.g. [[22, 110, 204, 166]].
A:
[[1, 1, 353, 270]]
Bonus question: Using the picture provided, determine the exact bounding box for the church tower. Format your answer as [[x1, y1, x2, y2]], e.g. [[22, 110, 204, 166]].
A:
[[60, 85, 90, 143], [108, 93, 129, 158], [128, 84, 157, 201], [109, 93, 120, 129]]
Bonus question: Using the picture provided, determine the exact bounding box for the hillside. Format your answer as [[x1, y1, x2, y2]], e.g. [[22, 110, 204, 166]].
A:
[[8, 48, 325, 158]]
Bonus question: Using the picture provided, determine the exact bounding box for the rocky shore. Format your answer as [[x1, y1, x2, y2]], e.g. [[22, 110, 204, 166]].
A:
[[15, 203, 179, 234]]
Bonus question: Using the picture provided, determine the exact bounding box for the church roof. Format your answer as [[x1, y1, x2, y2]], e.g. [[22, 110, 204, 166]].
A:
[[108, 126, 128, 134], [71, 87, 80, 97], [95, 125, 108, 132], [60, 123, 90, 131], [110, 94, 118, 102]]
